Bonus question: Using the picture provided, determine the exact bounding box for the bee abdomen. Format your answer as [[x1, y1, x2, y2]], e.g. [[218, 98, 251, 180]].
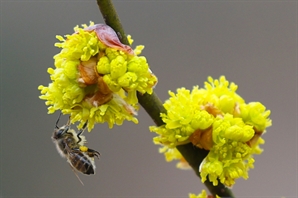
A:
[[69, 151, 95, 175]]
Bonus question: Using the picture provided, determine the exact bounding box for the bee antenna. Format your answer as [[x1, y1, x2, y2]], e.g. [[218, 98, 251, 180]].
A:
[[82, 120, 88, 130], [55, 112, 63, 129]]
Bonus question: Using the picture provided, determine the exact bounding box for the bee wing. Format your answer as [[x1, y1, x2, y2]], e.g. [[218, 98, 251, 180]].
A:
[[68, 164, 84, 186]]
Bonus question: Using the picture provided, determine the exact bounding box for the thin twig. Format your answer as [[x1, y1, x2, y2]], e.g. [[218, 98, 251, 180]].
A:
[[96, 0, 235, 197]]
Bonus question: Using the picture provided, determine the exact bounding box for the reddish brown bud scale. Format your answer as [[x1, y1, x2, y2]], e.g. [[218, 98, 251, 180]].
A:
[[82, 75, 113, 107], [97, 76, 112, 95], [85, 90, 113, 107], [189, 127, 213, 150], [201, 103, 223, 117], [246, 129, 263, 147], [77, 57, 113, 106], [84, 24, 134, 55], [78, 57, 99, 85]]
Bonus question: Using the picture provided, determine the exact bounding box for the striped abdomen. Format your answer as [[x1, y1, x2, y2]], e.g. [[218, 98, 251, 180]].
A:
[[68, 150, 95, 175]]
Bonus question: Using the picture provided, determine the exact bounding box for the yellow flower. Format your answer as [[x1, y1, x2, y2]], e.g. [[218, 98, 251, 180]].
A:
[[150, 76, 272, 187], [189, 190, 220, 198], [149, 87, 214, 147], [199, 114, 255, 187], [239, 102, 272, 132], [39, 22, 157, 130]]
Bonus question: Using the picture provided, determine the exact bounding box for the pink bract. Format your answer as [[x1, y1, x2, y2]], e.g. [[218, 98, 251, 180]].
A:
[[84, 24, 134, 55]]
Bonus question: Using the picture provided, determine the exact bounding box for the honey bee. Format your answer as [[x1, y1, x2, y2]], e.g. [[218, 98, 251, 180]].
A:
[[52, 113, 100, 185]]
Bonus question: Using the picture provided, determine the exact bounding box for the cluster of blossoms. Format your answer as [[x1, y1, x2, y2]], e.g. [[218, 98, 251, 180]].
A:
[[150, 76, 271, 187], [38, 21, 271, 193], [38, 22, 157, 131], [189, 190, 220, 198]]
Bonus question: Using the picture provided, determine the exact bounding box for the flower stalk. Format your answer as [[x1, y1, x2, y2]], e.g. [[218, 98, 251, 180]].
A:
[[96, 0, 235, 197]]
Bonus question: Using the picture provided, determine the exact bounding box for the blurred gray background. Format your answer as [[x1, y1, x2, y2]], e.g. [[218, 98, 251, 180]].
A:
[[1, 1, 297, 198]]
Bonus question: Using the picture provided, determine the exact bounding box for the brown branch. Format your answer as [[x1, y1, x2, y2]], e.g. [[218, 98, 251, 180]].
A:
[[96, 0, 235, 197]]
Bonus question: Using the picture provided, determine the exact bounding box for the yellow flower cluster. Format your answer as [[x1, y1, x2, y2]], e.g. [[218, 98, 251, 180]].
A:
[[39, 22, 157, 130], [189, 190, 220, 198], [150, 76, 271, 187]]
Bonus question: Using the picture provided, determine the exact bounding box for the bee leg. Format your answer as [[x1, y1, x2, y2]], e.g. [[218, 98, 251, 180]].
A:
[[76, 121, 88, 144], [75, 146, 100, 159], [55, 112, 63, 129], [69, 164, 84, 186], [86, 148, 100, 159]]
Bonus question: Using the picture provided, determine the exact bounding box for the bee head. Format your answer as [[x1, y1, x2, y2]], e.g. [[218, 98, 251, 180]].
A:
[[52, 113, 71, 140], [52, 125, 70, 140]]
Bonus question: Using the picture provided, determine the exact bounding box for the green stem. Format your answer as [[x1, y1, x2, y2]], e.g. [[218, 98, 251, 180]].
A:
[[96, 0, 235, 197], [96, 0, 129, 45], [136, 92, 167, 126]]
